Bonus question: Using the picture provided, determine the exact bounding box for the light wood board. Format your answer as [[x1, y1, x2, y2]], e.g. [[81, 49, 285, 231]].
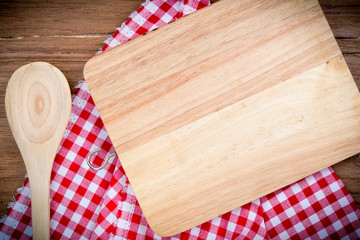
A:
[[84, 0, 360, 236]]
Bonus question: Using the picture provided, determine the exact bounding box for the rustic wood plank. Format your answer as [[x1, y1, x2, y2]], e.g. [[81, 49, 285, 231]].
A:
[[0, 179, 26, 193], [319, 0, 360, 37], [0, 36, 110, 98], [0, 0, 143, 37], [337, 38, 360, 53], [344, 54, 360, 87], [0, 193, 18, 216], [0, 160, 26, 185], [333, 156, 360, 204]]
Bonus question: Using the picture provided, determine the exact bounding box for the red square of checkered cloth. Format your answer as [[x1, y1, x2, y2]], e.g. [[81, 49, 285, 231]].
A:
[[1, 0, 360, 239]]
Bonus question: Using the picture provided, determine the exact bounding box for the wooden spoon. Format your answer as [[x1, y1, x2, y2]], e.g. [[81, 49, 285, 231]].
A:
[[5, 62, 71, 239]]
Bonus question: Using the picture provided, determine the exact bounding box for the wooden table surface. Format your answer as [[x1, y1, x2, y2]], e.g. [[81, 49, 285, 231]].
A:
[[0, 0, 359, 216]]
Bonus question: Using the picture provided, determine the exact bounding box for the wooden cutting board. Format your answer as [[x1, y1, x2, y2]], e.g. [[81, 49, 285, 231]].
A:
[[84, 0, 360, 236]]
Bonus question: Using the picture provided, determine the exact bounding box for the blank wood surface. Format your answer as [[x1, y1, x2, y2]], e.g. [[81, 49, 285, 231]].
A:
[[5, 62, 71, 239], [0, 0, 359, 231], [84, 0, 360, 236]]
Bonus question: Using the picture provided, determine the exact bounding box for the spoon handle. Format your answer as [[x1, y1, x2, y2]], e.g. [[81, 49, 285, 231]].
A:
[[28, 167, 52, 239]]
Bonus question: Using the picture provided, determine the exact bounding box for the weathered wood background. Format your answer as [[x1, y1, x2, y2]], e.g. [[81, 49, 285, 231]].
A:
[[0, 0, 359, 215]]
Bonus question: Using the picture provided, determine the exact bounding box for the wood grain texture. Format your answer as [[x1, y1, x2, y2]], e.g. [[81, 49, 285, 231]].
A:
[[84, 0, 360, 236], [0, 0, 359, 230], [319, 0, 360, 37], [120, 56, 360, 236], [85, 0, 340, 153], [0, 0, 144, 37], [5, 62, 71, 239]]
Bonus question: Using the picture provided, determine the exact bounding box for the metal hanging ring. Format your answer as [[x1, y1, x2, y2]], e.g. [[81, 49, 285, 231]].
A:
[[86, 148, 117, 170]]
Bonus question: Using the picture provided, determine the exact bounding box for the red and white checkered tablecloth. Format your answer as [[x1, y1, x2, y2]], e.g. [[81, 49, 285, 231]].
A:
[[1, 0, 360, 239]]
